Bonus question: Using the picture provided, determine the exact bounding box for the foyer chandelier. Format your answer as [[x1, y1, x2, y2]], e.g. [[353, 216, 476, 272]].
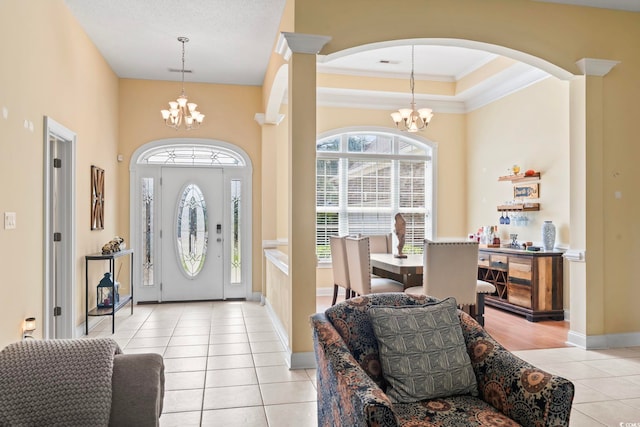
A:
[[160, 37, 205, 130], [390, 45, 433, 132]]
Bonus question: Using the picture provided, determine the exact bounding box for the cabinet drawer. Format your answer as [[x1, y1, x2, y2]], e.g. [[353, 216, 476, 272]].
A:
[[478, 253, 490, 268], [508, 283, 532, 308], [508, 257, 532, 284], [490, 255, 508, 271]]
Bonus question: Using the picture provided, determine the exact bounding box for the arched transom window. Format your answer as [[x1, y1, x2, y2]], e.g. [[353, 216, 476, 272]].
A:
[[316, 130, 434, 260], [139, 144, 246, 166]]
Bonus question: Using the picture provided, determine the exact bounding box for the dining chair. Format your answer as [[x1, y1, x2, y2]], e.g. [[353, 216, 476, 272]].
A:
[[366, 233, 392, 254], [405, 240, 494, 325], [365, 233, 396, 279], [344, 236, 404, 296], [329, 236, 351, 305]]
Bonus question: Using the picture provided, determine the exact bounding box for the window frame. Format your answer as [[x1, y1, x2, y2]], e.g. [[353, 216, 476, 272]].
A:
[[316, 128, 437, 262]]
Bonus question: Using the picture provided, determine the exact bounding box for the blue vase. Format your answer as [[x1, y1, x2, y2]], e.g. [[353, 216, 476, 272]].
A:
[[542, 221, 556, 251]]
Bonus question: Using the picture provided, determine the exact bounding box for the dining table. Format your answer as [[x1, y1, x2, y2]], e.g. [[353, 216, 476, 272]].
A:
[[370, 253, 423, 288]]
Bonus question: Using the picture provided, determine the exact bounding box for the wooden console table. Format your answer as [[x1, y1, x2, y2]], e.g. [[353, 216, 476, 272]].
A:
[[477, 247, 564, 322]]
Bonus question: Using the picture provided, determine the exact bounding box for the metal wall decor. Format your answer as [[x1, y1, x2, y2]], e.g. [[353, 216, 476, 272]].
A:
[[91, 165, 105, 230]]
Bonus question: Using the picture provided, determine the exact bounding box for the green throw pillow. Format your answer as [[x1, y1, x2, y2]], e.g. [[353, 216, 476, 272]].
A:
[[369, 297, 478, 403]]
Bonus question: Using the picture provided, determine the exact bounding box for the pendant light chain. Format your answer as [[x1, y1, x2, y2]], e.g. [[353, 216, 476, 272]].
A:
[[410, 45, 416, 105], [180, 37, 186, 94]]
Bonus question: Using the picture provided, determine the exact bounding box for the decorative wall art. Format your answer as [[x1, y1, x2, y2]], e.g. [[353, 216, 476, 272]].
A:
[[513, 182, 539, 199], [91, 165, 105, 230]]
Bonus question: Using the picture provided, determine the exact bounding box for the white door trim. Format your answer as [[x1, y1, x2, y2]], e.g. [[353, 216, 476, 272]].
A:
[[130, 138, 253, 302], [43, 116, 76, 339]]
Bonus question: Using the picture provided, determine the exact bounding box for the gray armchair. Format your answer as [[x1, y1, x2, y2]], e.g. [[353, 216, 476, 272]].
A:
[[0, 337, 164, 427]]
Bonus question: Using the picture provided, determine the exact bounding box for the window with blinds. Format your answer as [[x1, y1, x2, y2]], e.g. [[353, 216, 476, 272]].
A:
[[316, 131, 434, 261]]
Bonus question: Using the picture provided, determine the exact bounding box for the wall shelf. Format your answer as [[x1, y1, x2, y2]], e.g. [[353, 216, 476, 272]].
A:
[[498, 172, 541, 183], [497, 203, 540, 212]]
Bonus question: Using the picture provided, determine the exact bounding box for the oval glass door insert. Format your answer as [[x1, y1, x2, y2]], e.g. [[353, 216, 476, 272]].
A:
[[176, 183, 208, 277]]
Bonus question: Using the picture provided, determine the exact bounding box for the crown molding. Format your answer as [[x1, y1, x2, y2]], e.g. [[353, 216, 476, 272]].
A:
[[275, 33, 292, 61], [464, 65, 551, 111], [311, 62, 550, 113]]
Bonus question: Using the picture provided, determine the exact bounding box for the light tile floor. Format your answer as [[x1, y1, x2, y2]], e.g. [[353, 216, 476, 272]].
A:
[[88, 300, 640, 427]]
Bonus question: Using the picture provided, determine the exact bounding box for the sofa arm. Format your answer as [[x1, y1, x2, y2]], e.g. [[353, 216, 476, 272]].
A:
[[311, 313, 397, 427], [109, 353, 165, 427], [460, 312, 574, 427]]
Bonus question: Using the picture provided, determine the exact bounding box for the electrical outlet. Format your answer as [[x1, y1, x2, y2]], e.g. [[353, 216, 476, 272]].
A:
[[4, 212, 16, 229]]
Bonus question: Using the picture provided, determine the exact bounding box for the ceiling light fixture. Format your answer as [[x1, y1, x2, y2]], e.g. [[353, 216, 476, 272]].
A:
[[390, 45, 433, 132], [161, 37, 204, 130]]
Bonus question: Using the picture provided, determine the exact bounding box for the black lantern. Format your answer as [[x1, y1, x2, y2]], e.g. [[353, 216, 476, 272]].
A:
[[97, 272, 114, 308]]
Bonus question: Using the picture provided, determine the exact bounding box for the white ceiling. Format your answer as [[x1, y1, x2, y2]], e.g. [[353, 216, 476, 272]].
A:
[[64, 0, 638, 111], [64, 0, 287, 85]]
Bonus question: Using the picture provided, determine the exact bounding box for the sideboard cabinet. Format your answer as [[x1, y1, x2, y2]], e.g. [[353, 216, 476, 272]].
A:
[[477, 247, 564, 322]]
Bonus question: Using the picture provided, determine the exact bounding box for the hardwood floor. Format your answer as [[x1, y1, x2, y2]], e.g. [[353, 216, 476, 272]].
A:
[[316, 295, 570, 352], [483, 306, 570, 351]]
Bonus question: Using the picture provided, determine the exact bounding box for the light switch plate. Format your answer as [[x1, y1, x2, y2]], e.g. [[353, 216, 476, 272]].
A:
[[4, 212, 16, 229]]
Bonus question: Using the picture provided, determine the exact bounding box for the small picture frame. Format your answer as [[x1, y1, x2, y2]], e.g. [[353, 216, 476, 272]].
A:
[[513, 182, 539, 199], [91, 165, 105, 230]]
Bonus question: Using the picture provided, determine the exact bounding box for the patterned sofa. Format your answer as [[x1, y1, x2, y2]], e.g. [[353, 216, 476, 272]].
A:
[[311, 293, 574, 426]]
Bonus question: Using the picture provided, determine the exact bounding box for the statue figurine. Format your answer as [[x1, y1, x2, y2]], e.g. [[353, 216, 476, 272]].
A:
[[394, 213, 407, 258]]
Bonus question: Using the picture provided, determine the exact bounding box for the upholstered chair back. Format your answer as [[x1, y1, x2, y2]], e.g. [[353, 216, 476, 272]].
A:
[[329, 236, 350, 290], [344, 236, 372, 296], [422, 241, 479, 306], [366, 233, 393, 254]]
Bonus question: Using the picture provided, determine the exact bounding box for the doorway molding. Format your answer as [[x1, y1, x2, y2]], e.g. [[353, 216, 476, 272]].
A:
[[130, 138, 253, 302], [43, 116, 76, 339]]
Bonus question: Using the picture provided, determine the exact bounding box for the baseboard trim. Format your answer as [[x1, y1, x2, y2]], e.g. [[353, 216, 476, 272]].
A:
[[263, 298, 318, 369], [263, 298, 290, 352], [567, 330, 640, 349], [290, 351, 316, 369]]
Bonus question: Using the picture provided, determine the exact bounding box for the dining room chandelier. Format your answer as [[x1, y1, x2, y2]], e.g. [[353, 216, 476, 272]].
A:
[[390, 45, 433, 132], [160, 37, 204, 130]]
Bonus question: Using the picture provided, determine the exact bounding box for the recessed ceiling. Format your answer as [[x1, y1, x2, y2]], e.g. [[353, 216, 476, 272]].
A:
[[318, 45, 499, 82]]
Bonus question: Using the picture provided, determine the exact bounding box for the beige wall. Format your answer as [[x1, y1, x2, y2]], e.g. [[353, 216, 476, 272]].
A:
[[286, 0, 640, 340], [467, 77, 571, 245], [117, 79, 264, 295], [0, 0, 119, 347], [467, 77, 571, 308], [2, 0, 639, 350]]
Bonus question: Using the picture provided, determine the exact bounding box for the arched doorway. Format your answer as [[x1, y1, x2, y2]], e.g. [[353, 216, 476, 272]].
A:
[[130, 138, 253, 302]]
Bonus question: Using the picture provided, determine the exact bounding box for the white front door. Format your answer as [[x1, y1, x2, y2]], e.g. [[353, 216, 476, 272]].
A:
[[161, 167, 224, 301]]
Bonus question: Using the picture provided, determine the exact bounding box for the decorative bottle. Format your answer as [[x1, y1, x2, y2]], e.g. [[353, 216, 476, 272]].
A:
[[542, 221, 556, 251]]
